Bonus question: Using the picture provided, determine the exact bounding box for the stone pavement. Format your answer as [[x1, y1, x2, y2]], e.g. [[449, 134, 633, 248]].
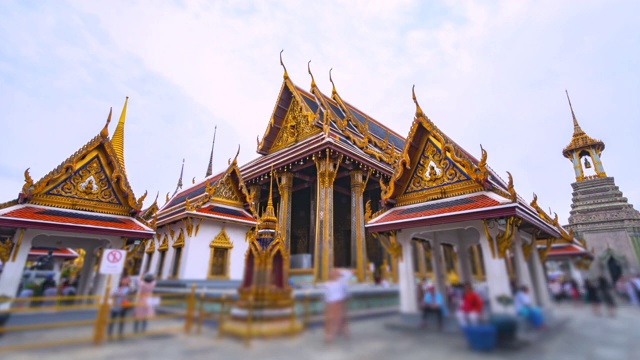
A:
[[3, 303, 639, 360]]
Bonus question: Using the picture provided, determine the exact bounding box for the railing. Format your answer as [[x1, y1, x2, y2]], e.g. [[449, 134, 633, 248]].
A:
[[0, 284, 198, 353]]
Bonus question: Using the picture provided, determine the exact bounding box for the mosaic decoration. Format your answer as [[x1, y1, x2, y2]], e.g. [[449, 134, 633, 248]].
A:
[[47, 156, 121, 205], [405, 139, 470, 193], [270, 97, 320, 153]]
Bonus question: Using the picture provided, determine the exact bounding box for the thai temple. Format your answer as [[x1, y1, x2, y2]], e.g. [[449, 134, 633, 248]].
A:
[[0, 98, 156, 298], [549, 91, 640, 284], [3, 55, 627, 324]]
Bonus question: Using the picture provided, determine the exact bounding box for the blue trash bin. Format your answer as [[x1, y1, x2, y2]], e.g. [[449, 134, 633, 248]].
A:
[[462, 325, 497, 352]]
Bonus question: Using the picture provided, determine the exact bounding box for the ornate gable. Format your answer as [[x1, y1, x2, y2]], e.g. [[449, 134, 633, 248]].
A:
[[257, 66, 320, 155], [20, 108, 146, 216], [381, 88, 490, 206]]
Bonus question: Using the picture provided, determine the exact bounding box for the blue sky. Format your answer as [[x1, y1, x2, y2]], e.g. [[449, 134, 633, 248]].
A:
[[1, 0, 639, 225]]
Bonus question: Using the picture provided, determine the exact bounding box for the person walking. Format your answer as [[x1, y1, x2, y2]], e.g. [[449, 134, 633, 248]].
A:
[[323, 268, 350, 343], [134, 273, 157, 333], [107, 276, 132, 339], [597, 276, 616, 317], [584, 279, 601, 316]]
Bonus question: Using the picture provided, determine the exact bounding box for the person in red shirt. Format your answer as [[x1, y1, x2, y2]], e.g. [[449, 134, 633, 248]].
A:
[[456, 283, 483, 326]]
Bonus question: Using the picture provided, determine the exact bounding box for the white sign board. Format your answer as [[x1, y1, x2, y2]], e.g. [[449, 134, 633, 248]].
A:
[[99, 249, 127, 275]]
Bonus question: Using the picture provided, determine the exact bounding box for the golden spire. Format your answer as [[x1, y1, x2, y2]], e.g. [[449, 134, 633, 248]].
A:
[[100, 108, 112, 138], [280, 50, 289, 80], [258, 167, 278, 233], [565, 90, 584, 137], [206, 125, 217, 177], [307, 60, 316, 89], [562, 90, 605, 158], [111, 97, 128, 171]]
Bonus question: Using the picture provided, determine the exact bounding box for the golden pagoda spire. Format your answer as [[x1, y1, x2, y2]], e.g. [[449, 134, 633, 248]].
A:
[[111, 97, 129, 172], [562, 91, 605, 159], [206, 125, 217, 177], [279, 50, 289, 80], [565, 90, 585, 137], [258, 167, 278, 233]]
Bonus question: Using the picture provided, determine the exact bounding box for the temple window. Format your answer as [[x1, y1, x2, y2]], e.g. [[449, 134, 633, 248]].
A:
[[208, 228, 233, 279], [170, 229, 185, 279], [144, 252, 153, 274], [156, 250, 166, 279]]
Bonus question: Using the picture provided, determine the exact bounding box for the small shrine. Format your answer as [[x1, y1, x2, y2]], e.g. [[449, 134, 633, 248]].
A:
[[220, 170, 302, 337]]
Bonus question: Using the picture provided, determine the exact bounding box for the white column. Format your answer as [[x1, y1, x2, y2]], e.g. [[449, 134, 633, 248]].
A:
[[0, 229, 34, 305], [513, 234, 535, 294], [457, 244, 473, 284], [478, 227, 515, 315], [528, 247, 552, 308], [77, 250, 97, 296], [397, 231, 417, 314], [430, 237, 447, 307]]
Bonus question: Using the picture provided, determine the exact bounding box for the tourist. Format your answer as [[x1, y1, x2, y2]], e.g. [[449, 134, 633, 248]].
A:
[[584, 279, 601, 316], [323, 268, 349, 343], [421, 284, 446, 330], [455, 283, 483, 326], [549, 278, 563, 302], [597, 276, 616, 317], [569, 279, 582, 303], [632, 275, 640, 303], [108, 276, 132, 339], [620, 276, 638, 306], [514, 286, 543, 328], [134, 272, 157, 333], [336, 268, 352, 339]]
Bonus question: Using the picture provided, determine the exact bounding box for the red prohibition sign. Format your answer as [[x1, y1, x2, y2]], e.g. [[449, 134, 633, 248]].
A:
[[106, 250, 122, 263]]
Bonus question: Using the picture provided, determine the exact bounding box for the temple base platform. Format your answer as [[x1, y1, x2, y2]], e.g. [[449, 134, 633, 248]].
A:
[[221, 317, 303, 337]]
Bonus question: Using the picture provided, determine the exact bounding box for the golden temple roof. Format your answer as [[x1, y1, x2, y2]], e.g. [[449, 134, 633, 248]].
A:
[[562, 91, 605, 158]]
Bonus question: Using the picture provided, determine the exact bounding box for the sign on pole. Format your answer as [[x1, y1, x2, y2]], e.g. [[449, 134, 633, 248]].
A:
[[99, 249, 127, 275]]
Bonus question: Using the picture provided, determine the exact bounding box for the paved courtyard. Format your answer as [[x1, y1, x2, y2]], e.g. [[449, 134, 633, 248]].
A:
[[3, 303, 639, 360]]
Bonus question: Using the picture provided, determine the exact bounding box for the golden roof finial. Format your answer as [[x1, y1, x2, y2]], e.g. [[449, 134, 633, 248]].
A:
[[100, 108, 112, 138], [280, 50, 289, 80], [565, 90, 584, 136], [111, 97, 129, 172], [308, 60, 316, 89], [258, 166, 278, 232], [172, 159, 185, 197], [412, 85, 424, 117], [329, 68, 337, 96], [206, 125, 217, 177]]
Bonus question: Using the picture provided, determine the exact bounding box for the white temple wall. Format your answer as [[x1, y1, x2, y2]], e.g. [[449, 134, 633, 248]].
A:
[[181, 220, 251, 280]]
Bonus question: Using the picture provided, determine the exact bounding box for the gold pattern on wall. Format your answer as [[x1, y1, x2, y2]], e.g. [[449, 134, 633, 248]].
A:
[[48, 157, 119, 204], [212, 177, 240, 203], [405, 140, 469, 192], [173, 228, 185, 248], [158, 234, 169, 251], [269, 97, 319, 153], [0, 237, 14, 264], [210, 228, 234, 249]]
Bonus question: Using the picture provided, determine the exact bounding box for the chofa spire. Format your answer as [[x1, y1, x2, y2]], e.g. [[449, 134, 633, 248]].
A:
[[111, 97, 128, 172], [206, 126, 217, 177], [173, 159, 185, 197], [565, 90, 585, 137]]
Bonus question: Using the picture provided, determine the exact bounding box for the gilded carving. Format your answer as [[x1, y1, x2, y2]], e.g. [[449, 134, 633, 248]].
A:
[[211, 228, 234, 249], [173, 228, 185, 248], [0, 237, 14, 264], [495, 217, 521, 258], [506, 171, 517, 202], [270, 97, 319, 153], [49, 157, 119, 204], [406, 140, 469, 193]]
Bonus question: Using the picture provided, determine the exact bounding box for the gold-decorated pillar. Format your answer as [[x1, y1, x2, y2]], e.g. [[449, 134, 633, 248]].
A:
[[416, 241, 428, 281], [350, 170, 368, 282], [313, 152, 342, 281], [277, 172, 294, 252]]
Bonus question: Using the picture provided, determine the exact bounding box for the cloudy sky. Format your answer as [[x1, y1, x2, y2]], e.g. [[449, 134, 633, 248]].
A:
[[1, 0, 638, 224]]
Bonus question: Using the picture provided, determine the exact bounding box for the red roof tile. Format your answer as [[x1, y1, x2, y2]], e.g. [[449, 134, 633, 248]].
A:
[[0, 206, 147, 231], [29, 248, 78, 258], [195, 205, 255, 223], [547, 245, 590, 257], [370, 194, 503, 225]]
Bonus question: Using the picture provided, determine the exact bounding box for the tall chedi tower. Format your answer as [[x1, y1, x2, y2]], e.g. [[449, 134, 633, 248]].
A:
[[562, 91, 640, 281]]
